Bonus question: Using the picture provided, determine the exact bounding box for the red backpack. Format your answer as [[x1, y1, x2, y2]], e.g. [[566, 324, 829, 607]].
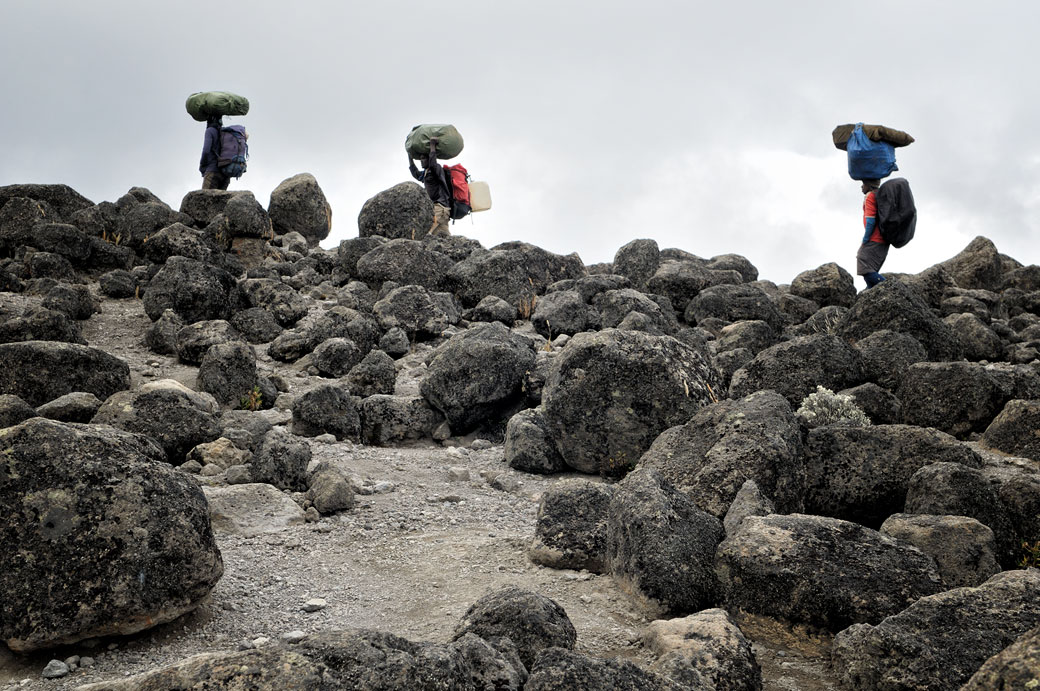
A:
[[443, 164, 471, 220]]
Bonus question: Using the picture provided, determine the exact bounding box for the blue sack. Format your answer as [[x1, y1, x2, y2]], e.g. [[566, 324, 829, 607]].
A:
[[847, 123, 897, 180]]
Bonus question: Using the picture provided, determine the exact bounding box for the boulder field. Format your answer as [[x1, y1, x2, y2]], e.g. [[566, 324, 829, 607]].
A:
[[2, 178, 1039, 688]]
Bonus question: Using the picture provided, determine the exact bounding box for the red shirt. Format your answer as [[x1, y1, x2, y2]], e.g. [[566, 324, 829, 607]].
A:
[[863, 190, 883, 243]]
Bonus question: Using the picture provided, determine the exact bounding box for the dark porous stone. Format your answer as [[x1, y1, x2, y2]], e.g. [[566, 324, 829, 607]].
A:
[[0, 307, 84, 345], [142, 256, 236, 324], [0, 394, 36, 428], [637, 390, 804, 518], [716, 514, 943, 631], [175, 320, 242, 365], [802, 424, 982, 527], [529, 479, 614, 572], [0, 418, 222, 652], [115, 201, 193, 250], [838, 382, 903, 425], [838, 280, 961, 361], [143, 309, 184, 355], [722, 479, 776, 536], [0, 183, 93, 222], [706, 253, 758, 283], [359, 394, 443, 446], [373, 284, 453, 339], [851, 329, 929, 391], [945, 312, 1005, 362], [177, 189, 237, 226], [463, 295, 518, 324], [505, 407, 566, 474], [346, 350, 397, 398], [794, 305, 848, 337], [613, 238, 661, 290], [378, 327, 411, 358], [357, 182, 433, 241], [27, 251, 77, 281], [98, 269, 137, 298], [0, 196, 54, 255], [685, 283, 784, 333], [35, 392, 102, 423], [41, 282, 99, 320], [0, 341, 129, 407], [446, 242, 586, 309], [140, 223, 219, 265], [292, 383, 361, 441], [197, 342, 258, 407], [222, 191, 273, 240], [229, 306, 284, 344], [935, 235, 1006, 291], [420, 322, 536, 433], [531, 289, 594, 338], [251, 428, 312, 491], [30, 223, 94, 264], [542, 328, 722, 476], [235, 278, 310, 327], [646, 260, 736, 315], [897, 361, 1012, 438], [606, 469, 724, 616], [790, 262, 857, 308], [644, 608, 761, 691], [337, 236, 387, 277], [268, 173, 332, 246], [714, 347, 754, 388], [832, 570, 1040, 691], [91, 383, 222, 464], [526, 646, 682, 691], [593, 288, 676, 333], [312, 337, 363, 378], [452, 586, 577, 670], [981, 399, 1040, 462], [219, 410, 273, 452], [356, 239, 455, 292], [715, 320, 778, 355], [880, 513, 1000, 588], [729, 333, 865, 408], [550, 274, 632, 304], [962, 626, 1040, 690]]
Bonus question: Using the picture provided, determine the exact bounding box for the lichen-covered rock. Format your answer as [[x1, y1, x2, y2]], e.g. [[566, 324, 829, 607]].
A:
[[832, 570, 1040, 691], [593, 288, 676, 333], [722, 479, 775, 536], [446, 242, 586, 308], [178, 189, 237, 226], [505, 407, 566, 474], [452, 586, 576, 670], [345, 350, 397, 398], [307, 465, 356, 515], [196, 341, 258, 407], [944, 312, 1005, 362], [729, 333, 865, 407], [0, 418, 222, 652], [420, 322, 536, 433], [637, 390, 804, 518], [41, 282, 99, 320], [142, 256, 236, 324], [962, 626, 1040, 690], [684, 283, 784, 333], [838, 280, 961, 361], [229, 306, 284, 344], [291, 383, 361, 441], [526, 647, 682, 691], [880, 513, 999, 588], [463, 295, 518, 325], [851, 329, 929, 391], [897, 361, 1013, 438], [0, 394, 36, 428], [373, 284, 453, 339], [646, 260, 738, 315], [235, 278, 310, 327], [543, 328, 721, 476], [529, 479, 614, 572], [35, 391, 102, 423], [790, 262, 857, 308], [0, 341, 129, 407], [251, 428, 312, 491], [613, 238, 660, 291], [356, 239, 455, 291], [715, 320, 778, 355], [606, 469, 724, 615], [268, 173, 332, 246], [175, 319, 242, 365], [644, 608, 761, 691], [531, 289, 595, 338], [359, 394, 443, 446], [91, 381, 222, 463], [981, 399, 1040, 462], [802, 424, 982, 527], [357, 182, 433, 241], [715, 513, 944, 630], [0, 306, 84, 345]]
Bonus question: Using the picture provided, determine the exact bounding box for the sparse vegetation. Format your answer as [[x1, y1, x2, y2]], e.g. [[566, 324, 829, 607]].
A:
[[518, 295, 537, 319], [239, 385, 263, 411], [1019, 540, 1040, 569], [796, 385, 870, 428]]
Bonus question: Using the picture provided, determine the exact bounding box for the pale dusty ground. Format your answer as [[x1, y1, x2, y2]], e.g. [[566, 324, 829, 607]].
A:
[[0, 289, 838, 690]]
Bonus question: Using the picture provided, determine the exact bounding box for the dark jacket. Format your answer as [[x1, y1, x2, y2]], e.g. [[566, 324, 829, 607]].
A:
[[409, 158, 451, 207], [200, 125, 221, 174]]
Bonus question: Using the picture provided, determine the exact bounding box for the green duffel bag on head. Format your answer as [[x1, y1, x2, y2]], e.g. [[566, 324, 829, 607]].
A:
[[406, 124, 464, 160], [186, 91, 250, 122]]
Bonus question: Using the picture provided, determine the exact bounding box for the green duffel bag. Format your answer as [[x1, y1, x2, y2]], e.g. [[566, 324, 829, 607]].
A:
[[185, 91, 250, 122], [405, 124, 464, 160]]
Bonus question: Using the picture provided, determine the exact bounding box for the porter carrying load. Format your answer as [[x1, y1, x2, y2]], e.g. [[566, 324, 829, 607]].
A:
[[836, 122, 914, 181], [185, 91, 250, 122], [406, 124, 464, 160]]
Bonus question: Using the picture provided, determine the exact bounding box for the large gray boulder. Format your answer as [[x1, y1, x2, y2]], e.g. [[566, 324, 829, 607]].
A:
[[802, 424, 983, 526], [251, 428, 312, 491], [543, 328, 722, 476], [373, 284, 453, 339], [0, 183, 94, 220], [715, 513, 944, 630], [832, 570, 1040, 691], [357, 182, 433, 241], [91, 381, 222, 463], [355, 238, 455, 291], [446, 242, 586, 308], [851, 329, 929, 391], [897, 361, 1015, 438], [593, 288, 676, 333], [606, 469, 724, 615], [452, 586, 576, 670], [359, 394, 443, 446], [526, 647, 682, 691], [419, 322, 536, 433], [531, 289, 595, 338], [291, 383, 361, 441], [643, 609, 761, 691], [235, 278, 310, 327], [962, 626, 1040, 690], [936, 235, 1007, 291], [142, 256, 236, 324], [0, 341, 130, 407], [646, 260, 740, 315], [684, 283, 784, 332], [790, 262, 857, 308], [838, 280, 961, 361], [880, 513, 1000, 588], [196, 341, 259, 407], [613, 238, 660, 290], [175, 319, 242, 365], [0, 306, 84, 345], [140, 222, 220, 265], [529, 479, 614, 572], [945, 312, 1004, 362], [0, 418, 222, 652], [729, 333, 865, 407], [268, 173, 332, 246], [637, 390, 804, 518], [221, 191, 273, 240], [981, 399, 1040, 462], [505, 407, 566, 474], [178, 189, 236, 226]]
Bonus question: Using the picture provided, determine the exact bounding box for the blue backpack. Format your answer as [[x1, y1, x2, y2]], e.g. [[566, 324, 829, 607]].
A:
[[847, 123, 897, 181], [217, 125, 248, 178]]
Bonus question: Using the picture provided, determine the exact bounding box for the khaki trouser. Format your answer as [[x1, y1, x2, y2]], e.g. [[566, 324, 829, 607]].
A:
[[202, 171, 230, 190], [429, 204, 451, 237]]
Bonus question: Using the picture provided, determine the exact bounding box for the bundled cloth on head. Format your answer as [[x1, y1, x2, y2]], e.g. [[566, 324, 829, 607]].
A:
[[832, 123, 914, 151]]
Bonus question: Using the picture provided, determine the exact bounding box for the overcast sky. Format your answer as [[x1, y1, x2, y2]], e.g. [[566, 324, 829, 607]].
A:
[[2, 1, 1038, 285]]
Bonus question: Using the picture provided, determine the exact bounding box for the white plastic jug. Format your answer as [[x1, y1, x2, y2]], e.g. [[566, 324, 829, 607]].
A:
[[468, 181, 492, 212]]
